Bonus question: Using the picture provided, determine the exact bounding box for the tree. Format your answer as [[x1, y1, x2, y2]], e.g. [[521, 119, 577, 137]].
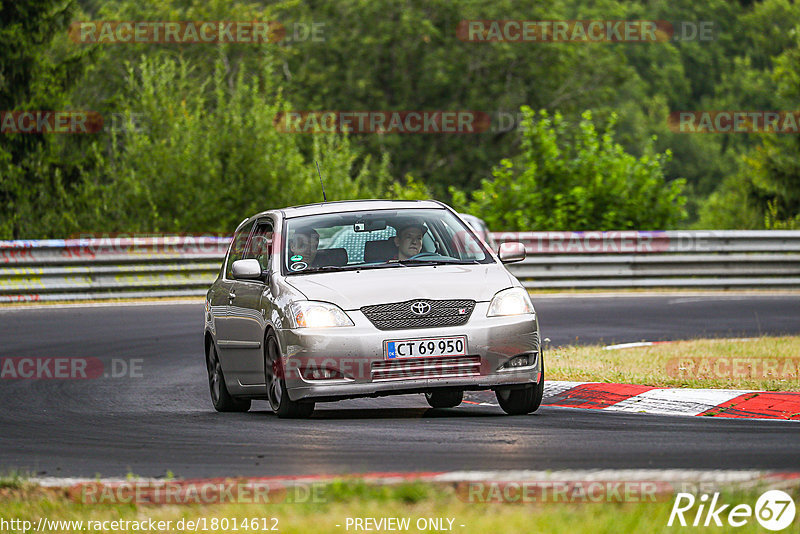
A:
[[697, 23, 800, 229], [0, 0, 93, 238], [451, 107, 686, 230], [74, 54, 393, 234]]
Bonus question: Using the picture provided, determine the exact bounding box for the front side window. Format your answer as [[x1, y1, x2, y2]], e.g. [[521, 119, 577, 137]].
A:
[[282, 208, 493, 275], [245, 219, 274, 272]]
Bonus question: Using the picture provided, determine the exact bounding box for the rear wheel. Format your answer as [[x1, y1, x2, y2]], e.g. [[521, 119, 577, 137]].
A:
[[265, 332, 314, 419], [425, 389, 464, 408], [496, 357, 544, 415], [206, 342, 251, 412]]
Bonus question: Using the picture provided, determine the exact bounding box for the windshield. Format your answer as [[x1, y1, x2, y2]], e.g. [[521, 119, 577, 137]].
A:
[[282, 208, 494, 274]]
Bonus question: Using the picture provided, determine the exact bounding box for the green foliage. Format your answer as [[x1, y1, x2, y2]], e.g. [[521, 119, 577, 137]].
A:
[[262, 0, 647, 196], [694, 171, 764, 229], [0, 0, 96, 239], [698, 22, 800, 229], [765, 201, 800, 230], [452, 108, 686, 231], [76, 54, 390, 234], [4, 0, 800, 236], [381, 173, 432, 201]]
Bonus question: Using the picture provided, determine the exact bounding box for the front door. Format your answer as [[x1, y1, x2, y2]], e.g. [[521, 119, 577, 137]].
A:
[[227, 218, 275, 392]]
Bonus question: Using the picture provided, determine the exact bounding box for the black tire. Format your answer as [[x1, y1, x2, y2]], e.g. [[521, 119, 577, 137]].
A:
[[265, 332, 315, 419], [495, 356, 545, 415], [206, 342, 251, 412], [425, 389, 464, 408]]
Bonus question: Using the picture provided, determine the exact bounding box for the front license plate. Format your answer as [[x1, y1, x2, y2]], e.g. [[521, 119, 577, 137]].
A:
[[384, 336, 468, 359]]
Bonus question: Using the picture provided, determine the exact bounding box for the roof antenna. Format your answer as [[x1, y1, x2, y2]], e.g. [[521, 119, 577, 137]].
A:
[[315, 160, 327, 202]]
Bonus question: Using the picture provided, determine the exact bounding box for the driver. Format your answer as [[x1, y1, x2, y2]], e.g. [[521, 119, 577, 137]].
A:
[[393, 221, 426, 260], [289, 228, 320, 266]]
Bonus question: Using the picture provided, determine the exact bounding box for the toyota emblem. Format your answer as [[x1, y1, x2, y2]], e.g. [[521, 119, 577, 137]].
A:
[[410, 301, 431, 316]]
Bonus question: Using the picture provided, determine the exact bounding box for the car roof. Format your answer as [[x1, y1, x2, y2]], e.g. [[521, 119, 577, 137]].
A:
[[266, 199, 446, 219]]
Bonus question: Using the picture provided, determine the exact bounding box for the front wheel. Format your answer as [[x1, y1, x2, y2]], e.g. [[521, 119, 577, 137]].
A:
[[206, 343, 251, 412], [425, 389, 463, 408], [265, 333, 315, 419], [495, 358, 544, 415]]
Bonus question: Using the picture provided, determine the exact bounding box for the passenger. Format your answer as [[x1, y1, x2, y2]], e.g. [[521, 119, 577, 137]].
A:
[[393, 221, 427, 260]]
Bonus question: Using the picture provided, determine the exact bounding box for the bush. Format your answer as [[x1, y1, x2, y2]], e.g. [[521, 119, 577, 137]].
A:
[[76, 54, 392, 234], [451, 107, 686, 231]]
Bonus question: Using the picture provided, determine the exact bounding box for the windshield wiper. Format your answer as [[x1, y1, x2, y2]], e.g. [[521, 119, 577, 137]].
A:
[[395, 259, 482, 266], [288, 263, 408, 274], [289, 265, 353, 274]]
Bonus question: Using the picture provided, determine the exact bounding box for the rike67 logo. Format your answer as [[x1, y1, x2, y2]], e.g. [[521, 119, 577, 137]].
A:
[[668, 490, 796, 530]]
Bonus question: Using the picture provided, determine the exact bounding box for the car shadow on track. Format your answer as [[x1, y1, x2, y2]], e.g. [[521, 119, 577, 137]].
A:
[[247, 407, 507, 420]]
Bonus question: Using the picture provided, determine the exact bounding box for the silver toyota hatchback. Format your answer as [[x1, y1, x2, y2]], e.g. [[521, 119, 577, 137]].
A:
[[204, 200, 543, 418]]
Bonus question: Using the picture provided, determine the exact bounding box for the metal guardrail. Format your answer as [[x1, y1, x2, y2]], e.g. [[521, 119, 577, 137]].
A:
[[492, 230, 800, 289], [1, 231, 799, 302], [0, 237, 229, 302]]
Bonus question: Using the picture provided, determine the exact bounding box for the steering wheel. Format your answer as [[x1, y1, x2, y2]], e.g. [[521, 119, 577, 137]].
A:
[[408, 252, 442, 260]]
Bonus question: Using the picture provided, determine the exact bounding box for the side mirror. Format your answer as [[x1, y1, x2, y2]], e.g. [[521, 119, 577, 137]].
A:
[[498, 242, 526, 263], [231, 259, 264, 280]]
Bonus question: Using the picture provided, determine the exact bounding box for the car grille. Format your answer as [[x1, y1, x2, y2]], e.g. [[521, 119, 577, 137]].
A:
[[361, 299, 476, 330], [371, 355, 482, 381]]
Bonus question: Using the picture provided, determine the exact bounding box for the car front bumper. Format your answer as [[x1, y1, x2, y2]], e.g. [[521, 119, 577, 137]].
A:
[[278, 302, 540, 402]]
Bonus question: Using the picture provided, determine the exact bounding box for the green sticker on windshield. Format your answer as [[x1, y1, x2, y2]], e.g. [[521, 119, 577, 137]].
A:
[[291, 255, 303, 261]]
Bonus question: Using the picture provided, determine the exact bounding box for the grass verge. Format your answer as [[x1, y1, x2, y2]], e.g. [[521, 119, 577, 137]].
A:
[[0, 480, 795, 533], [548, 335, 800, 391]]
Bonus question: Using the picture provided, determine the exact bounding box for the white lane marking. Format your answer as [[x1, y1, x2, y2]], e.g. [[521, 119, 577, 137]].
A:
[[605, 388, 753, 416], [432, 469, 772, 483], [602, 338, 758, 350], [543, 381, 589, 398], [603, 342, 655, 350]]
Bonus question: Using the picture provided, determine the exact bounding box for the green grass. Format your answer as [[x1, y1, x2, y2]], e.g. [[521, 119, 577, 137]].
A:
[[1, 480, 795, 533], [0, 471, 32, 490], [548, 336, 800, 391]]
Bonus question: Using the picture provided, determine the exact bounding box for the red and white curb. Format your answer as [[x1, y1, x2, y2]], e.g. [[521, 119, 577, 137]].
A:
[[29, 470, 800, 489], [29, 469, 800, 495], [464, 382, 800, 420], [541, 382, 800, 420]]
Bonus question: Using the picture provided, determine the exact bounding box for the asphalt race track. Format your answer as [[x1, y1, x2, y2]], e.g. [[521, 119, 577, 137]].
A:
[[1, 294, 799, 478]]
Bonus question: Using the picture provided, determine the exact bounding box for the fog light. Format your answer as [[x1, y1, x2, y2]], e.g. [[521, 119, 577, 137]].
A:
[[498, 352, 537, 371], [302, 367, 345, 380]]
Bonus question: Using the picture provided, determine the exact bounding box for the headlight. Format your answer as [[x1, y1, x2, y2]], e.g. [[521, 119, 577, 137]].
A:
[[288, 301, 354, 328], [487, 287, 535, 317]]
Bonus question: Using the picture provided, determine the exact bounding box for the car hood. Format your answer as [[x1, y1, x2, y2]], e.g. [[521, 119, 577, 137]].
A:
[[284, 263, 517, 310]]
